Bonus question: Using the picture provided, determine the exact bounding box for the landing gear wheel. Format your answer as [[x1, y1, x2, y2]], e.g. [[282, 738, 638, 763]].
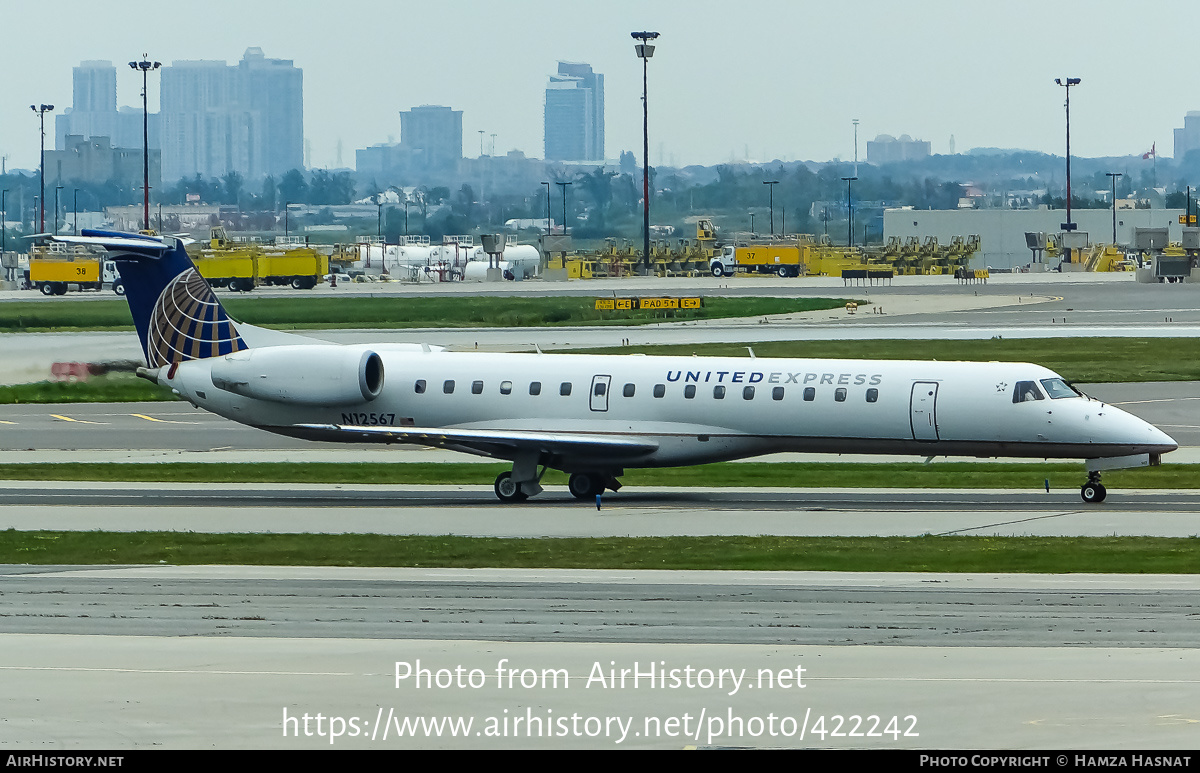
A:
[[494, 472, 528, 504], [568, 473, 603, 500], [1080, 482, 1107, 504]]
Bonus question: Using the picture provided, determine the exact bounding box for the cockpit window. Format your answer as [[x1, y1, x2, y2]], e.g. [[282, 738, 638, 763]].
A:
[[1012, 381, 1044, 403], [1039, 378, 1079, 399]]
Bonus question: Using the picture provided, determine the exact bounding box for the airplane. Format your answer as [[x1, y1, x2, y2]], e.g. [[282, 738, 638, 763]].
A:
[[58, 229, 1177, 505]]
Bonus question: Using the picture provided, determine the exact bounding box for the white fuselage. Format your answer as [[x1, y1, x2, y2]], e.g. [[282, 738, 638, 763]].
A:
[[161, 348, 1177, 472]]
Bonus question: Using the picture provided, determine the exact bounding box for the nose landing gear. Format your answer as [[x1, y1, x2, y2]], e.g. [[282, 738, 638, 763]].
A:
[[1080, 472, 1107, 504]]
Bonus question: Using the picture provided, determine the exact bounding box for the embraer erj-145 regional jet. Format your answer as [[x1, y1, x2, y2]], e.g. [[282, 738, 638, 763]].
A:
[[61, 230, 1176, 504]]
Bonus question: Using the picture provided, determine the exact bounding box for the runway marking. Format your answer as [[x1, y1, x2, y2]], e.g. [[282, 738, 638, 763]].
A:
[[49, 414, 106, 425], [935, 512, 1083, 535], [130, 413, 199, 424]]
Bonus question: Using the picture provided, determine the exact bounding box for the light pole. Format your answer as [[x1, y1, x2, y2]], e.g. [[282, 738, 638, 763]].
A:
[[1106, 172, 1123, 245], [556, 181, 572, 236], [73, 188, 79, 235], [841, 176, 858, 248], [54, 186, 63, 236], [1, 189, 8, 257], [541, 181, 551, 234], [763, 180, 779, 236], [852, 118, 860, 177], [633, 30, 660, 273], [1055, 77, 1081, 232], [30, 104, 53, 234], [130, 55, 161, 232], [284, 202, 291, 237]]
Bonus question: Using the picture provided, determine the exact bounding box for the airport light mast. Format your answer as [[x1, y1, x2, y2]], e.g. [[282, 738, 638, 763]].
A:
[[841, 176, 857, 248], [763, 180, 779, 237], [1055, 77, 1081, 232], [632, 31, 659, 273], [130, 55, 161, 232], [30, 104, 53, 234], [1106, 172, 1123, 244]]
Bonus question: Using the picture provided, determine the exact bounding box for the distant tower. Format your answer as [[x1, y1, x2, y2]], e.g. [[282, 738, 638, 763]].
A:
[[949, 134, 956, 155], [543, 62, 604, 162]]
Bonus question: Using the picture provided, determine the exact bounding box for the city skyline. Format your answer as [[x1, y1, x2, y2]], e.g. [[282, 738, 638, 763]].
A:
[[2, 0, 1199, 174]]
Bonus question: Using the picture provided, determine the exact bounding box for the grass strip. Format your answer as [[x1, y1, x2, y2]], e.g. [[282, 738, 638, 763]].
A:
[[0, 296, 854, 332], [0, 461, 1193, 489], [0, 373, 174, 404], [1, 531, 1197, 572]]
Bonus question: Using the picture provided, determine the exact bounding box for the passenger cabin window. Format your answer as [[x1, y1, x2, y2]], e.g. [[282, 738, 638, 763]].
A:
[[560, 382, 572, 396], [684, 384, 696, 399], [623, 383, 636, 397], [653, 384, 666, 398], [415, 379, 426, 394], [443, 380, 455, 394], [529, 381, 542, 396], [803, 387, 816, 402], [835, 388, 847, 402], [772, 386, 785, 401], [743, 386, 755, 400], [1040, 378, 1078, 399], [866, 388, 879, 403], [713, 385, 726, 399], [472, 380, 484, 395], [1012, 381, 1045, 403], [500, 381, 512, 395]]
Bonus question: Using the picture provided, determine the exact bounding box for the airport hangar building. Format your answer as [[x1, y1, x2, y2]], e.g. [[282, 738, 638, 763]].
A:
[[883, 207, 1187, 271]]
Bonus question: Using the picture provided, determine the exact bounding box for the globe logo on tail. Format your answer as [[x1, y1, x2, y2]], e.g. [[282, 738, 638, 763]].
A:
[[147, 268, 246, 367]]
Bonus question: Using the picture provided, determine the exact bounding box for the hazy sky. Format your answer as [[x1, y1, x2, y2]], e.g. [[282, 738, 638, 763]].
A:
[[1, 0, 1195, 172]]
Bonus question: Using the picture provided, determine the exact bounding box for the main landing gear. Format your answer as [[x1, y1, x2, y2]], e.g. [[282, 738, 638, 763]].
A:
[[1080, 472, 1107, 504], [491, 465, 623, 503], [568, 472, 622, 500]]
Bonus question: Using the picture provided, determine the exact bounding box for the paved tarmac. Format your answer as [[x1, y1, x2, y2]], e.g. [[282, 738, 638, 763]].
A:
[[1, 568, 1198, 749]]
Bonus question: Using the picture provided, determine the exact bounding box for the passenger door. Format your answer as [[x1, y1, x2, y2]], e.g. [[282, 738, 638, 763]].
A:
[[590, 375, 611, 412], [910, 382, 939, 441]]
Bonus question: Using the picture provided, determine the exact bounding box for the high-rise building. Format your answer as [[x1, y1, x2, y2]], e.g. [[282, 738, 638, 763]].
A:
[[865, 134, 931, 165], [544, 62, 604, 162], [1174, 111, 1200, 160], [56, 61, 159, 152], [159, 47, 303, 183], [400, 105, 462, 169]]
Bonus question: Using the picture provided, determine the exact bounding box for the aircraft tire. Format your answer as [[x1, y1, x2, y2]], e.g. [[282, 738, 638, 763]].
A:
[[1080, 482, 1107, 504], [494, 472, 528, 503], [568, 472, 602, 500]]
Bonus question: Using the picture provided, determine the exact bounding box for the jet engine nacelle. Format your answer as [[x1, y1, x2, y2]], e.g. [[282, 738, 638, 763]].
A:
[[209, 344, 385, 405]]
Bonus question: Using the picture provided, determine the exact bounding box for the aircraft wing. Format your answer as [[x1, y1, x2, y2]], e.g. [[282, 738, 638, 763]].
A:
[[289, 423, 659, 461]]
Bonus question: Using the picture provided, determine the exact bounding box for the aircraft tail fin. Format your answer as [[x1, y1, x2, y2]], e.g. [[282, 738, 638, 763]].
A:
[[68, 230, 248, 367]]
